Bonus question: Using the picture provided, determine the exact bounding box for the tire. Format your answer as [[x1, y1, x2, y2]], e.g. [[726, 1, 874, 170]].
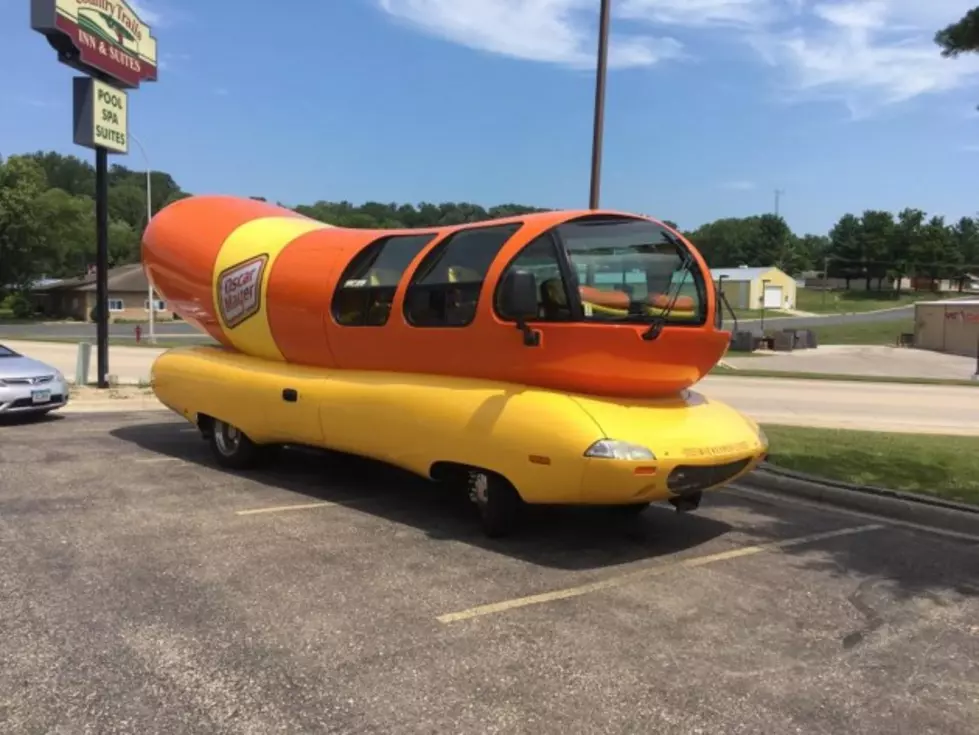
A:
[[208, 419, 265, 470], [468, 470, 522, 538]]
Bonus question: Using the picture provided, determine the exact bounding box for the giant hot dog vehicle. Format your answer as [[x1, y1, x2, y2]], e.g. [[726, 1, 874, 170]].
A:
[[142, 195, 768, 536]]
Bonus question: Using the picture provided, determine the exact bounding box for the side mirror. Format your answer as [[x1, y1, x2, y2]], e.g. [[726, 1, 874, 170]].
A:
[[500, 270, 541, 347], [500, 269, 539, 320]]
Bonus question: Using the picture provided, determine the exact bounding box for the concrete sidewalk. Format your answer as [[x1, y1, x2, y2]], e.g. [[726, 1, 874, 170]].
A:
[[4, 340, 166, 385]]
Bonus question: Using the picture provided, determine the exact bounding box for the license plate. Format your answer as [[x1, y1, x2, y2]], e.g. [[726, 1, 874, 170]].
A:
[[31, 389, 51, 404]]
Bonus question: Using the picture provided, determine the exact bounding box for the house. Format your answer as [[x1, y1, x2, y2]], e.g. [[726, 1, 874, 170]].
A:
[[31, 264, 174, 323], [709, 265, 797, 311]]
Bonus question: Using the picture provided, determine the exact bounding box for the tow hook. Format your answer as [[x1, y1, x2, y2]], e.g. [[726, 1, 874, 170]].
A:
[[669, 491, 702, 513]]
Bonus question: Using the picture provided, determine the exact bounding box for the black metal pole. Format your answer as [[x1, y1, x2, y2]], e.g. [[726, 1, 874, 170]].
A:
[[589, 0, 611, 209], [95, 146, 109, 389]]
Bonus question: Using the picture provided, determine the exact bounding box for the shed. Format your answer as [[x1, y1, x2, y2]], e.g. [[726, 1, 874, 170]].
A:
[[914, 300, 979, 358], [709, 266, 797, 311]]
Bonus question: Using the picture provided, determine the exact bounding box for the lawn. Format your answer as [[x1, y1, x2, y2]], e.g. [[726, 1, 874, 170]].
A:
[[809, 317, 914, 345], [761, 424, 979, 506], [795, 288, 959, 314]]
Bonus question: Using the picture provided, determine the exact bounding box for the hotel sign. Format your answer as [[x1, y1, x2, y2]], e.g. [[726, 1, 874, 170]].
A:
[[31, 0, 158, 89]]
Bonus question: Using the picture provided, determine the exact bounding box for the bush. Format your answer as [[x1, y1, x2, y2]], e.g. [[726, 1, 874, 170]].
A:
[[8, 294, 35, 319]]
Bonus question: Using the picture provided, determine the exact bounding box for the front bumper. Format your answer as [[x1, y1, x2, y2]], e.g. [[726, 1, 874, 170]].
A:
[[579, 448, 766, 505], [0, 380, 70, 414]]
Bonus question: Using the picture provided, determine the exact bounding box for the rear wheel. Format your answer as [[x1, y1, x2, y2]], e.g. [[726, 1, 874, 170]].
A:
[[209, 419, 266, 470], [468, 470, 523, 538]]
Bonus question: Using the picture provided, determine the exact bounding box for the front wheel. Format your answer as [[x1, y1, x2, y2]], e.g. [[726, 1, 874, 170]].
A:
[[468, 470, 522, 538], [209, 419, 266, 470]]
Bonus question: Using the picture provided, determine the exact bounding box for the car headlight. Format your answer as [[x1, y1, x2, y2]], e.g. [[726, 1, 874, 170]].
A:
[[584, 439, 656, 460]]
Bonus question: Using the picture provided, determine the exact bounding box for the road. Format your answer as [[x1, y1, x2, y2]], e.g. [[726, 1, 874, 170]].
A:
[[0, 303, 925, 341], [5, 340, 979, 434], [0, 412, 976, 734]]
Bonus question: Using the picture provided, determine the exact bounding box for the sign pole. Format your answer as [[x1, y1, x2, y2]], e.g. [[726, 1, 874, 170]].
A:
[[31, 0, 159, 389], [95, 145, 110, 388]]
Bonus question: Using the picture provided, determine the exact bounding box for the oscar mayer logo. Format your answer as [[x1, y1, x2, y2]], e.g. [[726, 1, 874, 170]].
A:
[[218, 254, 268, 329]]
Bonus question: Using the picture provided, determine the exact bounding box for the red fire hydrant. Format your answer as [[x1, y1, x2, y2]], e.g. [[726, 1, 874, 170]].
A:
[[135, 324, 142, 344]]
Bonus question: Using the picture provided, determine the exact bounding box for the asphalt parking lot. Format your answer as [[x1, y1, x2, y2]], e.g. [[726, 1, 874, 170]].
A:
[[1, 412, 977, 734]]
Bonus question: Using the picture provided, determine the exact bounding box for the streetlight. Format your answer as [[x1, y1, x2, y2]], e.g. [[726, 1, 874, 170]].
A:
[[589, 0, 612, 209], [129, 133, 156, 344]]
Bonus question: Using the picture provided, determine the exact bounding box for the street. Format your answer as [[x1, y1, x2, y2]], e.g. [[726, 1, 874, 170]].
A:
[[0, 302, 922, 343], [0, 412, 976, 734]]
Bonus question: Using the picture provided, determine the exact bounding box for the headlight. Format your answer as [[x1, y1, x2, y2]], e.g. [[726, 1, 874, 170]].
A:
[[584, 439, 656, 460]]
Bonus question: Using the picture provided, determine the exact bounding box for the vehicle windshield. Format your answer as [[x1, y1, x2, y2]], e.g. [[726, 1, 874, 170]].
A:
[[0, 344, 19, 358], [557, 216, 705, 325]]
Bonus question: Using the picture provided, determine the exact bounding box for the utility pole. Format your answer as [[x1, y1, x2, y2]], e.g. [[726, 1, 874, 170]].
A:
[[774, 188, 785, 217], [589, 0, 612, 209]]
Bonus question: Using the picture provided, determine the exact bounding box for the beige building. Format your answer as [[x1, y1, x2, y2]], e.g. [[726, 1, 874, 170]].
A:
[[914, 300, 979, 358], [32, 264, 175, 323], [710, 266, 797, 311]]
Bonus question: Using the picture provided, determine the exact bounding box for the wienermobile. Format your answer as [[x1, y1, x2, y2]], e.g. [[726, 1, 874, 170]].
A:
[[142, 195, 768, 536]]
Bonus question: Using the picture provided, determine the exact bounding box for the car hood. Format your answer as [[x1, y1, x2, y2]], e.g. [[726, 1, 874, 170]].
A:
[[0, 356, 59, 380]]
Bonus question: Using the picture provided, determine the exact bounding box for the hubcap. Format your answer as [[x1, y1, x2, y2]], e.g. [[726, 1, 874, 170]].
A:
[[469, 472, 489, 505], [214, 421, 241, 456]]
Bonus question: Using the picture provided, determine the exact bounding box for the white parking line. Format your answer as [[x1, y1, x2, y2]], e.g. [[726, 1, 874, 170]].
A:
[[436, 524, 883, 624], [235, 501, 341, 516], [134, 456, 184, 464]]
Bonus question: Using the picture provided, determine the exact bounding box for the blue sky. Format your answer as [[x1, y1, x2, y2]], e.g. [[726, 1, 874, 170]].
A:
[[3, 0, 979, 235]]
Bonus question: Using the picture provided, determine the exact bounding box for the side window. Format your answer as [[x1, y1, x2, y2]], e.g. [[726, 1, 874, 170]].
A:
[[404, 223, 522, 327], [332, 233, 436, 326], [495, 234, 573, 321]]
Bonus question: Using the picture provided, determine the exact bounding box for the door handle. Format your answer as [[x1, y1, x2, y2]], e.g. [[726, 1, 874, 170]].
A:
[[282, 388, 298, 403]]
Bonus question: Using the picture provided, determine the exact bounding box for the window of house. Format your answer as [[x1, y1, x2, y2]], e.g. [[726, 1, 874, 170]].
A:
[[108, 299, 125, 312], [144, 299, 167, 312], [332, 233, 436, 326], [494, 233, 574, 322], [404, 223, 522, 327]]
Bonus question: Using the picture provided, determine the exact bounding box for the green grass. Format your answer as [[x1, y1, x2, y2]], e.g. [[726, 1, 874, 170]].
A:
[[795, 288, 961, 314], [761, 424, 979, 505], [809, 318, 914, 345]]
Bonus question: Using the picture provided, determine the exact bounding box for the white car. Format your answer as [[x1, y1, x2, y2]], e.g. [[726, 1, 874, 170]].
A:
[[0, 343, 70, 416]]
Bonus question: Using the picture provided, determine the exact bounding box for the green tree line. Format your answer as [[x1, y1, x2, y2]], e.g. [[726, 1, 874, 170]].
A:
[[2, 151, 977, 298]]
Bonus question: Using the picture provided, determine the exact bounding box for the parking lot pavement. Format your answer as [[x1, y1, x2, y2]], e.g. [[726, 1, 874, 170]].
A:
[[1, 414, 977, 734]]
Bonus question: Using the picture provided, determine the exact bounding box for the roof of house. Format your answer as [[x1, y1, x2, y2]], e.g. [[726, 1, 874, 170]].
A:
[[708, 266, 778, 282], [34, 264, 148, 293]]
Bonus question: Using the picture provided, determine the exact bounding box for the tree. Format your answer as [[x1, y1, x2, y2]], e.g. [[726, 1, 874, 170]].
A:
[[936, 7, 979, 108], [936, 7, 979, 56], [827, 213, 863, 287], [857, 210, 895, 290], [892, 208, 925, 292], [912, 215, 959, 288], [0, 155, 47, 292]]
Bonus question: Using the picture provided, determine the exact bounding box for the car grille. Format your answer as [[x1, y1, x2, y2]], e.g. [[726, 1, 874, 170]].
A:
[[667, 457, 753, 495], [2, 375, 54, 386], [7, 394, 65, 409]]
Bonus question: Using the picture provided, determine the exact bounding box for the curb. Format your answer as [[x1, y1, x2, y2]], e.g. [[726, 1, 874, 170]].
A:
[[741, 462, 979, 537]]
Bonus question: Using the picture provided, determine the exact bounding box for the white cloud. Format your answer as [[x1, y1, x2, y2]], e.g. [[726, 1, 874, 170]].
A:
[[376, 0, 685, 69], [375, 0, 979, 115], [750, 1, 979, 116]]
